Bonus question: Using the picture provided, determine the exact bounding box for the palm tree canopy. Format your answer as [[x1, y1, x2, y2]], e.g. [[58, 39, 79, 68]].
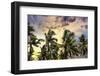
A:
[[28, 26, 34, 35]]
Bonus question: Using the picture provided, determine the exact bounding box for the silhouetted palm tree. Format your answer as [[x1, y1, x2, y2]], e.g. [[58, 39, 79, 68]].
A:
[[28, 26, 87, 60], [59, 50, 64, 59], [41, 29, 58, 60], [79, 34, 88, 57], [28, 26, 34, 60], [62, 30, 79, 59], [50, 42, 59, 59], [28, 26, 44, 61]]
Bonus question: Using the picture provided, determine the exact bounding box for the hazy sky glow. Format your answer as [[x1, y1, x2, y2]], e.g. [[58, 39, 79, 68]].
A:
[[28, 15, 88, 42]]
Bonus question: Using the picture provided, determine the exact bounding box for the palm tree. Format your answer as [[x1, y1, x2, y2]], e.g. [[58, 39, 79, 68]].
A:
[[28, 26, 44, 61], [62, 30, 79, 59], [40, 45, 47, 60], [79, 34, 88, 57], [41, 29, 58, 60], [28, 26, 34, 35], [28, 26, 34, 61], [59, 50, 64, 59], [50, 42, 59, 59]]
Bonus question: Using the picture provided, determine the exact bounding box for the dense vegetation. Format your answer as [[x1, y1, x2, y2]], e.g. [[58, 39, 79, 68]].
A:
[[28, 26, 88, 61]]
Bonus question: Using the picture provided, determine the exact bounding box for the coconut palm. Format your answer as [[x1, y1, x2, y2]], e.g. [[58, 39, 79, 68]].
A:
[[28, 25, 35, 35], [59, 50, 64, 59], [28, 26, 44, 61], [41, 29, 58, 60], [50, 42, 59, 59], [62, 30, 79, 59], [28, 26, 34, 60], [40, 45, 47, 60], [79, 34, 88, 57]]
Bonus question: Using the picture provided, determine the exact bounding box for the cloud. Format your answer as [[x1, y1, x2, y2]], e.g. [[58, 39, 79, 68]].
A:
[[28, 15, 88, 40], [64, 16, 76, 22]]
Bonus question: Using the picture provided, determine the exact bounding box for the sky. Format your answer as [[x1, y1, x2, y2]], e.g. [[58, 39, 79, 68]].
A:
[[28, 15, 88, 40], [28, 15, 88, 57]]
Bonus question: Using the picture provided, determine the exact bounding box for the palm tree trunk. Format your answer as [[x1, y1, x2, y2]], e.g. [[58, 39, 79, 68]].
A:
[[64, 46, 68, 59], [28, 43, 33, 61]]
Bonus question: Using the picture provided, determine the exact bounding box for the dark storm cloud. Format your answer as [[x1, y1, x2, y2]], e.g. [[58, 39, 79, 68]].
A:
[[85, 25, 88, 29], [81, 25, 88, 30], [63, 16, 88, 23], [63, 16, 76, 22], [81, 17, 88, 22], [28, 15, 88, 39], [61, 16, 77, 27]]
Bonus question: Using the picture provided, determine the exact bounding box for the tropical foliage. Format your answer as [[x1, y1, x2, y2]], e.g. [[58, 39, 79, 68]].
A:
[[28, 26, 88, 61], [28, 26, 44, 61]]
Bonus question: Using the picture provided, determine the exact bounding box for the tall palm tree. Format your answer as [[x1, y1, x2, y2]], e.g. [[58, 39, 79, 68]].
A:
[[28, 26, 34, 60], [28, 26, 34, 35], [59, 50, 64, 59], [28, 26, 44, 61], [40, 45, 47, 60], [79, 34, 88, 57], [62, 30, 79, 59], [50, 42, 59, 59], [41, 29, 58, 60]]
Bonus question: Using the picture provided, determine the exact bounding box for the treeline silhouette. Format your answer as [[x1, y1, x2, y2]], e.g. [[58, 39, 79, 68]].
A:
[[28, 26, 88, 61]]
